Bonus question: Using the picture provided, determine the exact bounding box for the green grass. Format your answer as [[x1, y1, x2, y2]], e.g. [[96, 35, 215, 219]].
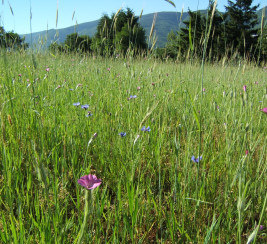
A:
[[0, 51, 266, 243]]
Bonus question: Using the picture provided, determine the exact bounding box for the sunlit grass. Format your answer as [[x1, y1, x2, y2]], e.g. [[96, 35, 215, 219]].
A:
[[0, 51, 266, 243]]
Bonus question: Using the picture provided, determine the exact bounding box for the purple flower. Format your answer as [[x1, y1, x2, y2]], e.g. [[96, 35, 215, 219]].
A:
[[129, 95, 137, 99], [81, 104, 89, 109], [261, 108, 267, 114], [243, 85, 247, 92], [77, 174, 102, 190], [73, 102, 80, 106], [259, 225, 265, 231], [141, 126, 151, 132], [119, 132, 126, 137], [191, 155, 202, 163]]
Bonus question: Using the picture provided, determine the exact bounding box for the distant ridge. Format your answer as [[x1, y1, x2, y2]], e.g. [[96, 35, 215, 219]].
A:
[[21, 7, 266, 49]]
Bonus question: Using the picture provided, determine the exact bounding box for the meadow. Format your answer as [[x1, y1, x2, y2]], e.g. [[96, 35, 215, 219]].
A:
[[0, 51, 266, 243]]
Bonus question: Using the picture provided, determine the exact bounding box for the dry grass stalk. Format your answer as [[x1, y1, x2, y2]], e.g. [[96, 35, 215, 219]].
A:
[[149, 13, 157, 42], [261, 7, 265, 35]]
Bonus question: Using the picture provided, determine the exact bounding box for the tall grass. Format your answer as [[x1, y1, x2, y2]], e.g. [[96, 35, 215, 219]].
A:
[[0, 49, 266, 243], [1, 1, 266, 242]]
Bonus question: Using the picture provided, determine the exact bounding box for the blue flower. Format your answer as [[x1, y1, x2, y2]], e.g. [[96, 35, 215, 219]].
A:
[[86, 111, 93, 117], [119, 132, 126, 137], [141, 126, 151, 132], [81, 104, 89, 109], [73, 102, 80, 106], [191, 155, 202, 163]]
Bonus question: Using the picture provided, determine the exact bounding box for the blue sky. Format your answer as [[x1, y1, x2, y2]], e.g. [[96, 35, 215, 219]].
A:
[[0, 0, 264, 34]]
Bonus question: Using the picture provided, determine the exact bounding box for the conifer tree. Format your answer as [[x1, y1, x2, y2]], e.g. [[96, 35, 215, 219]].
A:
[[225, 0, 259, 58]]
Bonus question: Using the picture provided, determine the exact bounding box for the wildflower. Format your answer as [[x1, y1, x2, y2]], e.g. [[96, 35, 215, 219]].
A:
[[261, 108, 267, 114], [152, 82, 155, 86], [191, 155, 202, 163], [119, 132, 126, 137], [129, 95, 137, 99], [137, 86, 141, 90], [141, 126, 151, 132], [202, 88, 206, 92], [243, 85, 247, 92], [245, 150, 249, 156], [46, 68, 50, 72], [81, 104, 89, 110], [86, 111, 93, 117], [247, 224, 265, 244], [73, 102, 80, 107], [18, 74, 22, 77], [78, 174, 102, 190], [107, 67, 111, 71]]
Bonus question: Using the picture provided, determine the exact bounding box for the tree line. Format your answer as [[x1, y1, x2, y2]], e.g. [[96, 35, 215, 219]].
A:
[[0, 27, 28, 50], [1, 1, 266, 62], [163, 0, 266, 62], [49, 8, 147, 56]]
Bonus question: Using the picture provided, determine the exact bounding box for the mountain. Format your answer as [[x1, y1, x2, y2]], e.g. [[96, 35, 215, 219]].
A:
[[21, 7, 266, 49]]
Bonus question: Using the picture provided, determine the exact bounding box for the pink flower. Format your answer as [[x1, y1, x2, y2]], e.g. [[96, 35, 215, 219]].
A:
[[46, 68, 50, 72], [137, 86, 141, 90], [245, 150, 248, 155], [261, 108, 267, 114], [78, 174, 102, 190], [243, 85, 247, 92]]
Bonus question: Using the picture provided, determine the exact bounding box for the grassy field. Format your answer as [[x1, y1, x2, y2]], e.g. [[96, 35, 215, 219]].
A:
[[0, 51, 266, 243]]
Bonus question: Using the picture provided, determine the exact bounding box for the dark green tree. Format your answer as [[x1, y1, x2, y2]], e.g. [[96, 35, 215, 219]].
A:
[[205, 1, 226, 60], [176, 10, 206, 58], [0, 26, 28, 50], [92, 14, 113, 55], [48, 42, 64, 53], [165, 30, 180, 58], [260, 24, 267, 61], [92, 8, 147, 56], [64, 33, 91, 52], [224, 0, 259, 58], [165, 2, 228, 61]]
